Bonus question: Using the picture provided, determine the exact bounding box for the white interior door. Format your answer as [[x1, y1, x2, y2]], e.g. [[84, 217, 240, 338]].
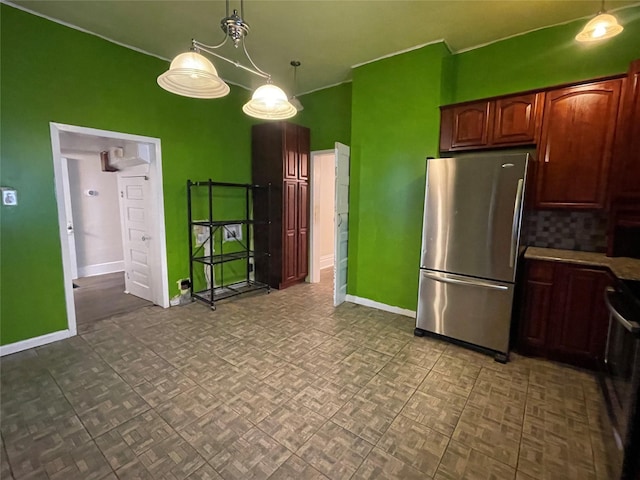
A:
[[60, 157, 78, 279], [118, 175, 154, 302], [334, 142, 350, 306]]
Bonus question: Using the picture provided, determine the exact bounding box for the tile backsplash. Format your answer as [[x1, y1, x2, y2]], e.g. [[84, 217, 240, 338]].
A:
[[525, 210, 608, 252]]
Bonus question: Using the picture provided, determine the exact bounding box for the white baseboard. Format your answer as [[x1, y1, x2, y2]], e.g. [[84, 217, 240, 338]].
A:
[[319, 254, 334, 270], [0, 329, 72, 357], [78, 260, 124, 278], [345, 294, 416, 318]]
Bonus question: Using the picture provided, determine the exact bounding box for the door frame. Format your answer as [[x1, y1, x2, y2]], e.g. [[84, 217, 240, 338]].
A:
[[50, 122, 170, 337], [60, 156, 79, 280], [308, 149, 335, 284]]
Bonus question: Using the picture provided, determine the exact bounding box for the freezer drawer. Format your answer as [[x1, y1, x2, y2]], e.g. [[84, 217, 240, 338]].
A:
[[416, 269, 515, 355]]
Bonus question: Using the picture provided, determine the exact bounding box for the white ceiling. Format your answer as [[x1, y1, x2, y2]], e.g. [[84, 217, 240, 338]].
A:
[[9, 0, 640, 95]]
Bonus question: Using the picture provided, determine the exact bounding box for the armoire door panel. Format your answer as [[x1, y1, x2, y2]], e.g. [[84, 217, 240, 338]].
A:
[[297, 182, 309, 278], [298, 127, 310, 181], [284, 124, 298, 179], [252, 122, 311, 289], [284, 231, 298, 282], [285, 181, 297, 232]]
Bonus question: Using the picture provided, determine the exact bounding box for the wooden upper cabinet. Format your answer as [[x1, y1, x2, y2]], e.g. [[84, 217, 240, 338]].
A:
[[492, 93, 541, 145], [535, 79, 622, 209], [440, 101, 491, 150], [611, 59, 640, 200], [440, 93, 541, 151]]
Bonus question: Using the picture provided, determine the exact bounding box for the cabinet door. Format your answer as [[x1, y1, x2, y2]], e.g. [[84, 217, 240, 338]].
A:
[[283, 181, 298, 283], [284, 124, 298, 180], [298, 126, 310, 181], [297, 182, 309, 278], [441, 101, 492, 150], [611, 60, 640, 199], [536, 79, 622, 209], [549, 265, 613, 368], [519, 260, 555, 355], [492, 93, 541, 145]]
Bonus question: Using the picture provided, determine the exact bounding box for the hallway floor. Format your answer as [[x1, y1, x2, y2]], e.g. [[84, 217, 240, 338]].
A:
[[73, 272, 153, 328], [1, 272, 617, 479]]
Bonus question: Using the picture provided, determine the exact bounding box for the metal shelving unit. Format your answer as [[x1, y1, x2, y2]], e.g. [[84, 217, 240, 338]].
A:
[[187, 180, 271, 309]]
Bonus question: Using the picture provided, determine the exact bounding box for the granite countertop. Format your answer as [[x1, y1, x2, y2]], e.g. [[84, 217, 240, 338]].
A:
[[524, 247, 640, 281]]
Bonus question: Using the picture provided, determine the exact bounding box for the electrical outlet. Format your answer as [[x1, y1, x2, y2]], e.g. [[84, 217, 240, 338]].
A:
[[223, 224, 242, 242], [1, 188, 17, 206]]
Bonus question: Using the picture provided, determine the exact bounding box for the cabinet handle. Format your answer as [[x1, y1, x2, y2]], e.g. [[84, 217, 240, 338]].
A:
[[421, 271, 509, 290], [510, 179, 524, 268]]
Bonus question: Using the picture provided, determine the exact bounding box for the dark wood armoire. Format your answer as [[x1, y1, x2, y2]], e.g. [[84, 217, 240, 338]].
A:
[[252, 122, 310, 289]]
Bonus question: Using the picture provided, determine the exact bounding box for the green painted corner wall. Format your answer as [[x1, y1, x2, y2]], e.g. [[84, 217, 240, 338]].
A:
[[347, 8, 639, 312], [296, 82, 352, 151], [2, 2, 639, 344], [349, 43, 450, 310], [0, 5, 255, 345], [445, 5, 640, 103]]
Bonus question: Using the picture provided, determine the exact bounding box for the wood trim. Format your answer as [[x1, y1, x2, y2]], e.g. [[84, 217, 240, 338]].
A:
[[439, 73, 626, 110]]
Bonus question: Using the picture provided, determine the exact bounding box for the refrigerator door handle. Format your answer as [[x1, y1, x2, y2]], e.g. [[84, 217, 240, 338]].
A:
[[509, 178, 524, 268], [421, 271, 509, 291]]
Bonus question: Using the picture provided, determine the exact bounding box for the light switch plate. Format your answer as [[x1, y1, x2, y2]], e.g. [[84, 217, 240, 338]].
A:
[[1, 188, 17, 206]]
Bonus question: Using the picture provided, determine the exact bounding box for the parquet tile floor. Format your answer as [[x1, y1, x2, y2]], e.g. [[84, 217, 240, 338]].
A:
[[0, 270, 618, 479]]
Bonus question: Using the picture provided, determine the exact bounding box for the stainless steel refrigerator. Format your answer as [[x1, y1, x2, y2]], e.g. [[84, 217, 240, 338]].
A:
[[415, 152, 532, 362]]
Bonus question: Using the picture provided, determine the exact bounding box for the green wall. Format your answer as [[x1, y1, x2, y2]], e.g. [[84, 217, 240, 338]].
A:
[[297, 82, 352, 151], [0, 5, 255, 345], [348, 7, 639, 312], [349, 43, 450, 310], [3, 3, 639, 344], [444, 6, 640, 103]]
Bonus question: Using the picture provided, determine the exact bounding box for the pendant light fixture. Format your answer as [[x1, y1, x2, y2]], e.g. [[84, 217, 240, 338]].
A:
[[576, 0, 624, 42], [157, 0, 296, 120], [289, 61, 304, 112]]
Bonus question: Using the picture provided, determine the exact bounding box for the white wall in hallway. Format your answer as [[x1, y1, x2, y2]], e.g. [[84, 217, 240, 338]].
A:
[[67, 153, 124, 277], [315, 153, 336, 269]]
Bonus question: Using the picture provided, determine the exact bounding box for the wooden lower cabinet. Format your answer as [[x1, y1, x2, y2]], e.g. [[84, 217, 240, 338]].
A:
[[518, 259, 614, 369], [519, 261, 554, 355]]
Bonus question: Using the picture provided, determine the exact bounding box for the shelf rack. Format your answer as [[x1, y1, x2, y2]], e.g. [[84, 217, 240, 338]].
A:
[[187, 180, 271, 309]]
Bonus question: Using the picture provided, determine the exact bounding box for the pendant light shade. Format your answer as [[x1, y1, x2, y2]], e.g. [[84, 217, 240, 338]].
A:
[[157, 51, 230, 98], [242, 84, 297, 120], [289, 96, 304, 112], [576, 12, 623, 42], [156, 0, 297, 119]]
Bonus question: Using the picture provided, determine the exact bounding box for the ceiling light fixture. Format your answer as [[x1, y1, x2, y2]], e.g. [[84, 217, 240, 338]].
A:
[[157, 0, 296, 120], [289, 61, 304, 112], [576, 0, 623, 42]]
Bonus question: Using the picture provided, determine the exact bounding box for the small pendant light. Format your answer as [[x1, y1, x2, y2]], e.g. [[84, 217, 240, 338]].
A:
[[576, 0, 624, 42], [242, 83, 297, 120]]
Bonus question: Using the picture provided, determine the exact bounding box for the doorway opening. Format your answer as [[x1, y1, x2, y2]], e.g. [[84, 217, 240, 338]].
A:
[[309, 142, 350, 307], [50, 123, 169, 337]]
